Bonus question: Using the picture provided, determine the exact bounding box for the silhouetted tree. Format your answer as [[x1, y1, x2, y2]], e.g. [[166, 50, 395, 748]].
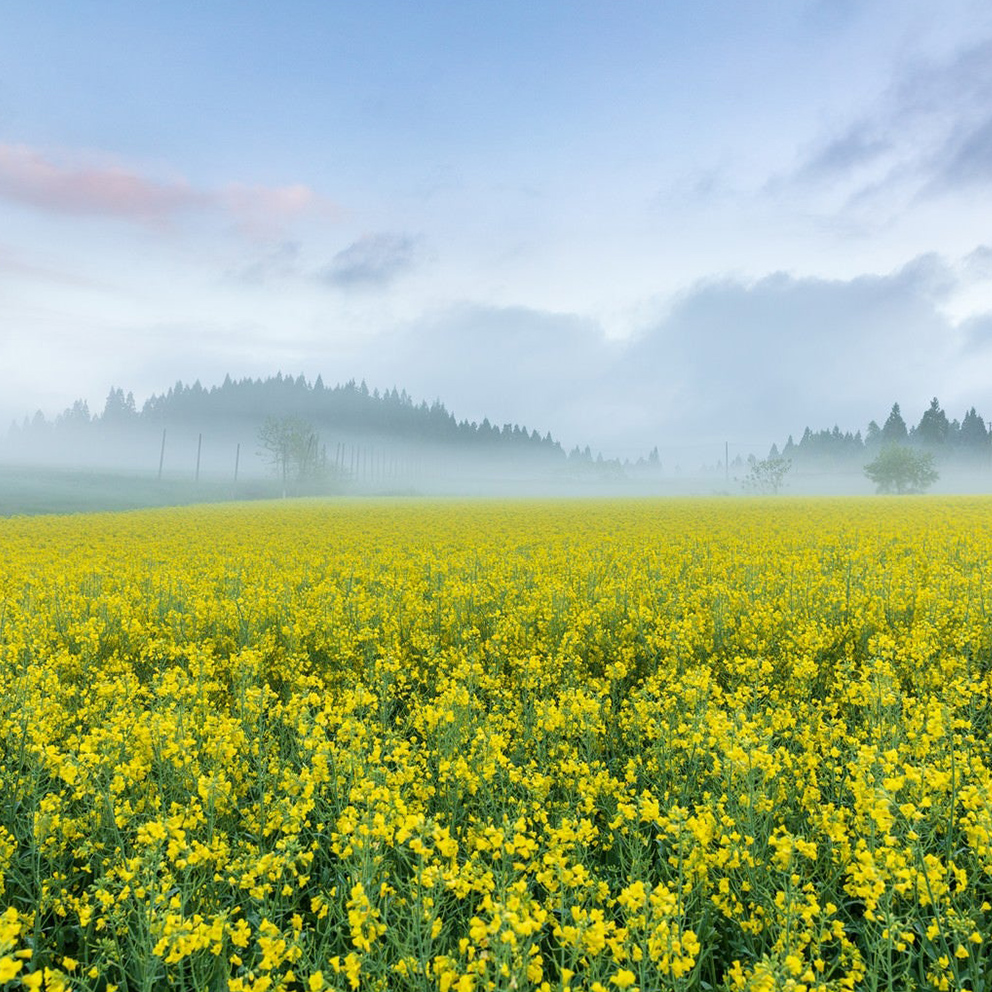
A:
[[916, 397, 949, 447], [56, 399, 91, 430], [959, 407, 989, 454], [743, 456, 791, 494], [865, 420, 882, 448], [101, 387, 136, 425], [258, 416, 324, 496], [881, 403, 908, 444]]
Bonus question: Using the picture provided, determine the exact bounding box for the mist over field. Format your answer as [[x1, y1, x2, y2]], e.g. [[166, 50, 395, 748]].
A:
[[2, 373, 992, 514]]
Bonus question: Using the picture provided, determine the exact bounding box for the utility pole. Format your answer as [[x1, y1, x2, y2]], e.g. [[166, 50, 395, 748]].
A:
[[158, 428, 166, 480], [725, 441, 729, 486], [196, 433, 202, 482], [234, 442, 240, 484]]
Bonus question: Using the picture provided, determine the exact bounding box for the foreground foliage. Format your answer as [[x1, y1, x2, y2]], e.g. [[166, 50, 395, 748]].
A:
[[0, 497, 991, 991]]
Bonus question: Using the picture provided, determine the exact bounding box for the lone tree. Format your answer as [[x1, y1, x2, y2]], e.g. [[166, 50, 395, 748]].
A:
[[864, 445, 938, 494], [742, 455, 792, 494], [257, 416, 326, 496]]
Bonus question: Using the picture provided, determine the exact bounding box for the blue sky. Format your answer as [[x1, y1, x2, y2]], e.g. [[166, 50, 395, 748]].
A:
[[3, 0, 992, 456]]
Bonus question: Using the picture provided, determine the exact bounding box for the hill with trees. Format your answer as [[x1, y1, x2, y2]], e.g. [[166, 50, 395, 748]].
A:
[[3, 373, 639, 494], [15, 373, 563, 453]]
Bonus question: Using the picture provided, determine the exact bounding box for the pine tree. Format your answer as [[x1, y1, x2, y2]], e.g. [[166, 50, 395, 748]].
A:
[[881, 403, 908, 444], [959, 407, 989, 453], [916, 398, 949, 447]]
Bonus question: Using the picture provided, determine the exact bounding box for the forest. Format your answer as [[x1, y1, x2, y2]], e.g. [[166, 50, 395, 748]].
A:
[[10, 373, 564, 456], [0, 374, 639, 511], [773, 399, 990, 467]]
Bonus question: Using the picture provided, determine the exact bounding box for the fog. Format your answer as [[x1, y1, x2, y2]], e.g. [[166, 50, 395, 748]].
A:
[[4, 397, 992, 517]]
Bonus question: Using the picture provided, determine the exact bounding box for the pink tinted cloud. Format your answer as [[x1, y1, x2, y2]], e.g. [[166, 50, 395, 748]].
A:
[[0, 143, 337, 234], [0, 144, 204, 222]]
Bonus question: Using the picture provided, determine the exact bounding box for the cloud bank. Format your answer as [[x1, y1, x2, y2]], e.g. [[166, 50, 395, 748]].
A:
[[348, 253, 992, 454]]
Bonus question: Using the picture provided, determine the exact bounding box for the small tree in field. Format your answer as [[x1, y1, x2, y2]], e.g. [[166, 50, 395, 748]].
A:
[[258, 416, 325, 496], [742, 456, 792, 494], [864, 445, 938, 494]]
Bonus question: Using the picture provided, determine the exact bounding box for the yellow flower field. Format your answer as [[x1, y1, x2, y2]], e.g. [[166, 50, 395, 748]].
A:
[[0, 497, 990, 991]]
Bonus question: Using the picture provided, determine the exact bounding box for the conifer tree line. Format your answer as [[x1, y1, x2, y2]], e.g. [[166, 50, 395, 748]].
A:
[[8, 373, 565, 456], [772, 399, 991, 466], [11, 378, 988, 478]]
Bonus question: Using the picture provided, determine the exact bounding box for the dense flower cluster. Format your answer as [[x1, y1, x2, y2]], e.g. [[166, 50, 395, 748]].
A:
[[0, 497, 990, 990]]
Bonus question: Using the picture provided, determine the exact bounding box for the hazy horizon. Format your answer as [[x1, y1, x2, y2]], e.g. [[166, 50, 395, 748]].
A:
[[3, 2, 992, 458]]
